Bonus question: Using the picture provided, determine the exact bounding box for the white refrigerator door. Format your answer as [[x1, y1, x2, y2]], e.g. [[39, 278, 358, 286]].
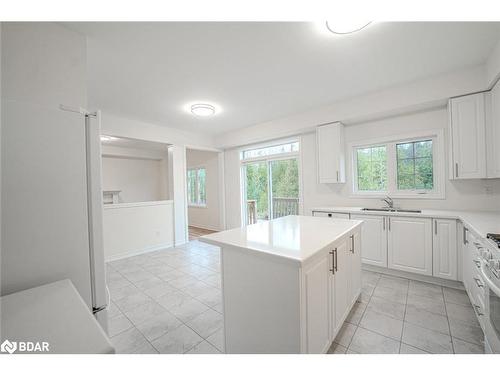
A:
[[1, 100, 100, 309]]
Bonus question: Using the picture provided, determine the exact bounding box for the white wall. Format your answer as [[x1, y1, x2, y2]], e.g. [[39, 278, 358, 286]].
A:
[[215, 65, 487, 149], [186, 149, 222, 231], [101, 112, 216, 149], [301, 107, 500, 213], [103, 201, 174, 261], [224, 148, 242, 229], [1, 22, 94, 301], [102, 157, 167, 203], [224, 107, 500, 228], [101, 144, 169, 203]]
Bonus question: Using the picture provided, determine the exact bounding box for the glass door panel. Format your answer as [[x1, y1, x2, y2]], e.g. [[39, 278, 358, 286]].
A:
[[270, 159, 299, 219], [244, 162, 269, 224]]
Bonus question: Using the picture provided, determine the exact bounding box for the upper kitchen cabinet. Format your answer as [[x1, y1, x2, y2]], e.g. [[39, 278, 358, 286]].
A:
[[487, 80, 500, 178], [448, 92, 487, 179], [317, 122, 346, 183]]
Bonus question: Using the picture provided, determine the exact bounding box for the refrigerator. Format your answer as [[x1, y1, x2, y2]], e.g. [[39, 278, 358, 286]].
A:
[[1, 99, 109, 331]]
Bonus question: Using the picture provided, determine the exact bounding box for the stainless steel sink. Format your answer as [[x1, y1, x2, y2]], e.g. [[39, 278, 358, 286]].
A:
[[361, 208, 422, 213]]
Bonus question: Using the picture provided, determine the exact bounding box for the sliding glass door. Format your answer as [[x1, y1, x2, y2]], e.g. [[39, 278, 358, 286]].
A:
[[242, 141, 300, 225]]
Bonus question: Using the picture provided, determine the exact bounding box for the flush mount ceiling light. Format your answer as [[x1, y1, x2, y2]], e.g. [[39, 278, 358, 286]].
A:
[[324, 20, 372, 35], [185, 102, 221, 117], [191, 103, 216, 117]]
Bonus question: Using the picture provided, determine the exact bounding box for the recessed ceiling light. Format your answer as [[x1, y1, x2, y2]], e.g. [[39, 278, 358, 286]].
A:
[[191, 103, 216, 117], [323, 20, 372, 35]]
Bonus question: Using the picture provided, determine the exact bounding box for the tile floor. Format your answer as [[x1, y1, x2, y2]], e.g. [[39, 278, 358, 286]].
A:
[[328, 271, 485, 354], [106, 240, 484, 354]]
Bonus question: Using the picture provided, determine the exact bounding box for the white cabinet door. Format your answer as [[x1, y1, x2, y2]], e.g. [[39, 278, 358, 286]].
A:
[[351, 214, 387, 268], [487, 81, 500, 178], [432, 219, 458, 280], [313, 211, 350, 219], [317, 122, 345, 183], [388, 216, 433, 276], [349, 231, 362, 301], [334, 239, 350, 329], [302, 252, 331, 353], [449, 93, 487, 179]]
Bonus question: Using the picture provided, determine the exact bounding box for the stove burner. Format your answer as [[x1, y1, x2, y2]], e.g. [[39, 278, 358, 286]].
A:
[[487, 233, 500, 248]]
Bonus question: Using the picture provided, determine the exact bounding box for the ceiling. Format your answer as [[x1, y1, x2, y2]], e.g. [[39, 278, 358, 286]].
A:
[[66, 22, 500, 135]]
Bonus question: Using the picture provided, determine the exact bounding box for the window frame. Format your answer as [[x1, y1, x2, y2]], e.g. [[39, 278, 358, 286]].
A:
[[187, 166, 207, 208], [350, 130, 445, 199]]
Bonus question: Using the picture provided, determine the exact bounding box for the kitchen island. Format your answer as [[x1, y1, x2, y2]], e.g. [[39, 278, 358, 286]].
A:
[[200, 215, 362, 354]]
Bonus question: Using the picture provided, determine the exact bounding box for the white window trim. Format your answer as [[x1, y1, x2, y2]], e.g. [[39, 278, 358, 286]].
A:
[[187, 166, 207, 208], [349, 129, 445, 200]]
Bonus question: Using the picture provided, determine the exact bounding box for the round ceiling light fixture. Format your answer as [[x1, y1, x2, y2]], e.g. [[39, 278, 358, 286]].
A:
[[190, 103, 216, 117], [324, 20, 372, 35]]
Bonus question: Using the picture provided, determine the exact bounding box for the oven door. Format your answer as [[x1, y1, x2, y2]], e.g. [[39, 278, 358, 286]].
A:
[[481, 266, 500, 353]]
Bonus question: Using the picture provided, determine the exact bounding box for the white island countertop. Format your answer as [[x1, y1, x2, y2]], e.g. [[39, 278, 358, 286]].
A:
[[200, 215, 362, 263]]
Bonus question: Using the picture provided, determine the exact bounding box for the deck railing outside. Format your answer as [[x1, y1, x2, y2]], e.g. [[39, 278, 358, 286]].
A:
[[246, 197, 299, 224]]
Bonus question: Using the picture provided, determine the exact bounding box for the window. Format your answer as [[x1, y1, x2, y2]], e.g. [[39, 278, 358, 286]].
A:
[[241, 141, 299, 161], [187, 167, 206, 206], [396, 140, 433, 190], [356, 145, 387, 191], [352, 132, 443, 199]]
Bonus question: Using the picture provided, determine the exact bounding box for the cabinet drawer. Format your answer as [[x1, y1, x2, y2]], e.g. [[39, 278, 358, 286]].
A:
[[313, 211, 350, 219]]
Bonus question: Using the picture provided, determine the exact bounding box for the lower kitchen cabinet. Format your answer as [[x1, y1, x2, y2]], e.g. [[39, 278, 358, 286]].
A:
[[302, 253, 331, 353], [351, 214, 387, 267], [301, 230, 361, 353], [387, 216, 433, 276], [432, 218, 458, 280]]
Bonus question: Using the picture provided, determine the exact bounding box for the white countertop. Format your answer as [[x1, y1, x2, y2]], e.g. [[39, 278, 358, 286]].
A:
[[0, 279, 115, 354], [311, 206, 500, 239], [200, 215, 362, 263]]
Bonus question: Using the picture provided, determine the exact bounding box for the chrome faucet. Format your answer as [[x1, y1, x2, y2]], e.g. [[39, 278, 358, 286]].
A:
[[381, 196, 394, 209]]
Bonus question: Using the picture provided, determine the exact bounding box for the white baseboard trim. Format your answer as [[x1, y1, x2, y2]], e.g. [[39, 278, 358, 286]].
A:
[[105, 242, 174, 262], [363, 264, 465, 290], [188, 223, 221, 232]]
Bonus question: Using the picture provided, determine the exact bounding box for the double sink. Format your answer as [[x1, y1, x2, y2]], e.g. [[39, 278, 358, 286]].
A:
[[361, 207, 422, 213]]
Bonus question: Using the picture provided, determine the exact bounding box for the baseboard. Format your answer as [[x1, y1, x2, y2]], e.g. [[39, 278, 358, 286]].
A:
[[363, 264, 465, 290], [105, 242, 174, 262], [188, 223, 221, 231]]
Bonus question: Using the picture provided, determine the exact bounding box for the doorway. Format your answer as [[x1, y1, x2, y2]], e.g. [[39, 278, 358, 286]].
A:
[[241, 140, 300, 225]]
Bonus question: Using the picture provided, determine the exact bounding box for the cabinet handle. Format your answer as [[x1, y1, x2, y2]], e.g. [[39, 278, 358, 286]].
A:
[[350, 235, 355, 253], [329, 250, 335, 274], [463, 227, 468, 245], [334, 248, 338, 272], [434, 220, 437, 235], [388, 217, 391, 231], [383, 217, 386, 231], [473, 305, 484, 316], [336, 171, 339, 182], [455, 163, 459, 178], [473, 277, 484, 288]]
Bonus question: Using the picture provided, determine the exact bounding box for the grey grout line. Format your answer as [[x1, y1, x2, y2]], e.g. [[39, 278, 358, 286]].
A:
[[442, 286, 455, 354], [107, 242, 222, 354]]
